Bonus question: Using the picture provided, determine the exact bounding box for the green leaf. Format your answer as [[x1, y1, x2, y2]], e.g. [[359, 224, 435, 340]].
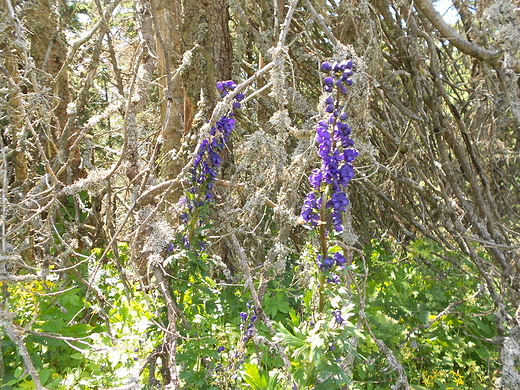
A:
[[14, 366, 24, 378], [267, 371, 280, 389], [289, 309, 300, 327], [303, 289, 313, 310], [39, 368, 52, 385], [243, 363, 268, 390]]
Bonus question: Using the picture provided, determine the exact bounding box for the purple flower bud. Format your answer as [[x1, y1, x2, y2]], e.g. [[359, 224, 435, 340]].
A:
[[332, 211, 343, 232], [226, 80, 237, 90], [217, 346, 225, 353], [344, 148, 359, 162], [328, 191, 349, 212], [321, 61, 333, 71], [343, 69, 354, 78], [333, 309, 345, 324], [339, 60, 350, 70], [240, 312, 248, 321], [334, 252, 347, 266], [309, 169, 322, 189], [323, 76, 334, 86], [325, 96, 334, 105], [338, 163, 354, 186], [322, 256, 334, 269], [327, 274, 341, 284]]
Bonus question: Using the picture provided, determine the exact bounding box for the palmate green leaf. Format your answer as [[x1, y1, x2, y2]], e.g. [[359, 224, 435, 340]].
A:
[[243, 363, 268, 389], [306, 332, 325, 362], [274, 322, 311, 360], [274, 323, 305, 347]]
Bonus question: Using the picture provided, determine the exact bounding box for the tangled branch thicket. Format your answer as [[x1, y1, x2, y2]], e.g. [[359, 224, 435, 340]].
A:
[[1, 0, 520, 388]]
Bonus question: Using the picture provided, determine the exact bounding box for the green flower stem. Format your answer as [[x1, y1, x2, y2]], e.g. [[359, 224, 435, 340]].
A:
[[319, 185, 330, 257], [318, 185, 330, 313], [187, 204, 200, 244]]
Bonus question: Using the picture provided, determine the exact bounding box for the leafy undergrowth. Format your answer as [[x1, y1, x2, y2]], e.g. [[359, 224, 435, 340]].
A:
[[1, 239, 498, 389]]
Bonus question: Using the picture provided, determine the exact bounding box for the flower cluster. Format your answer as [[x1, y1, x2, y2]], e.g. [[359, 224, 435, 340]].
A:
[[188, 81, 244, 202], [216, 80, 245, 108], [177, 81, 244, 248], [301, 60, 358, 233], [332, 309, 346, 326], [317, 251, 347, 271], [239, 301, 257, 343], [212, 301, 256, 381]]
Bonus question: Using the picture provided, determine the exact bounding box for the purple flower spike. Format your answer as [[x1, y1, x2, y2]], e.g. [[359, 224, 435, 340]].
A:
[[300, 60, 357, 236], [182, 80, 244, 233]]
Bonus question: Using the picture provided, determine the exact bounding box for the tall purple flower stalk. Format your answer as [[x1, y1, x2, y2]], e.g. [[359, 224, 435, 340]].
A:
[[301, 60, 357, 313], [301, 60, 358, 235], [179, 81, 244, 247], [188, 81, 244, 202]]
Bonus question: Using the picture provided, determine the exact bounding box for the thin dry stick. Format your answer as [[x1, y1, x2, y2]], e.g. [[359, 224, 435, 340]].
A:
[[0, 309, 49, 390], [224, 222, 293, 371], [413, 0, 500, 62]]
